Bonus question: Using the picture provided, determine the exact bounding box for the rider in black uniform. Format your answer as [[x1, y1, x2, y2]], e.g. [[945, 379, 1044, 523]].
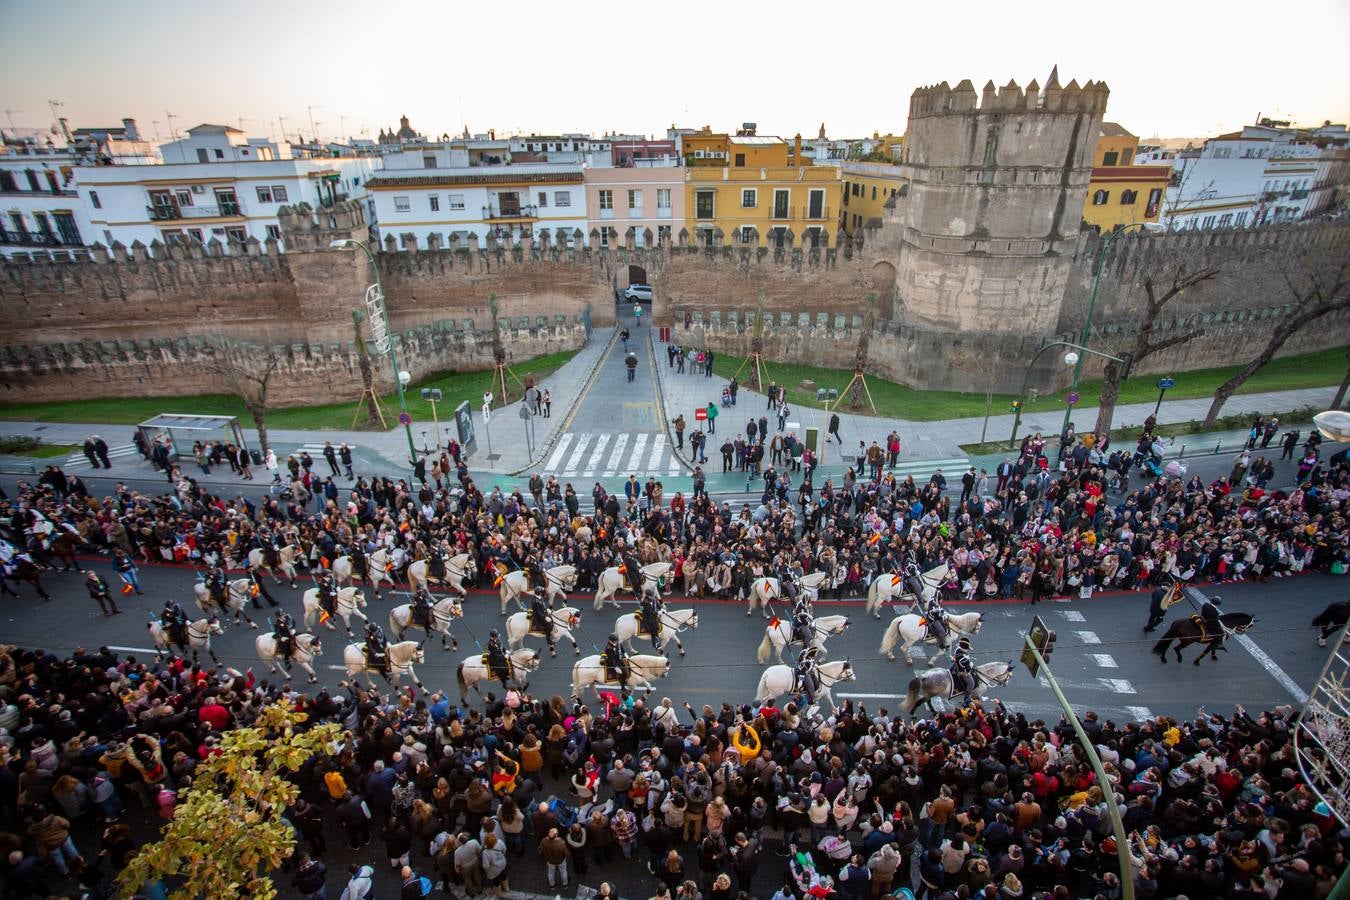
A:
[[364, 622, 389, 673], [205, 564, 228, 610], [795, 646, 822, 707], [161, 600, 189, 649], [411, 585, 435, 630], [485, 630, 510, 687], [622, 548, 644, 597], [427, 546, 448, 583], [924, 593, 950, 647], [903, 560, 926, 604], [1199, 595, 1225, 649], [317, 572, 339, 617], [951, 637, 976, 707], [272, 611, 296, 661], [791, 597, 814, 649], [603, 634, 629, 690], [526, 553, 548, 599], [529, 588, 557, 653]]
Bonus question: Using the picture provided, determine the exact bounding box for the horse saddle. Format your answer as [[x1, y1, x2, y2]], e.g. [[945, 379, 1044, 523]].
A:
[[602, 660, 631, 683], [365, 644, 389, 670], [1189, 614, 1221, 641], [166, 622, 188, 646], [411, 605, 434, 628], [481, 653, 511, 680], [428, 556, 446, 579], [319, 590, 338, 614], [639, 613, 663, 637]]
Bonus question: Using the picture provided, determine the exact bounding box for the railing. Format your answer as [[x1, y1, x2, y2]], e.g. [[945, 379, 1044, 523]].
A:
[[0, 228, 81, 247], [695, 207, 716, 220], [317, 193, 350, 209], [771, 206, 794, 220], [482, 204, 538, 220], [804, 205, 831, 220], [598, 208, 615, 220], [0, 187, 78, 197], [627, 207, 644, 218], [656, 207, 673, 218], [146, 204, 242, 221]]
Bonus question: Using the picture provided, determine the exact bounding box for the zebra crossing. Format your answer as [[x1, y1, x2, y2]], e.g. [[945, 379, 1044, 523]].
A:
[[64, 443, 138, 469], [543, 431, 685, 480]]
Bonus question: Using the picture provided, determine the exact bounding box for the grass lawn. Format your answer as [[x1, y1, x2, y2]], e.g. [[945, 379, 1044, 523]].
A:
[[707, 347, 1347, 422], [0, 350, 579, 431], [0, 437, 77, 458]]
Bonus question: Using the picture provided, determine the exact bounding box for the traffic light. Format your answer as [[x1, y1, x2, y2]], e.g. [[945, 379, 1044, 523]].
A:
[[1010, 400, 1022, 413], [1021, 614, 1058, 678]]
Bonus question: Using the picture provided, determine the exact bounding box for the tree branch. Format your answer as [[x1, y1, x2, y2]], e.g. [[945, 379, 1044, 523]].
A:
[[1140, 328, 1205, 359]]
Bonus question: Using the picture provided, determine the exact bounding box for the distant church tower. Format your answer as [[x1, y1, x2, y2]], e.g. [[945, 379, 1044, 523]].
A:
[[890, 67, 1108, 334]]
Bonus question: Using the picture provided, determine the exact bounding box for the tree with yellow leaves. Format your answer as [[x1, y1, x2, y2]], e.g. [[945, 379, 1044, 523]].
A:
[[117, 702, 340, 899]]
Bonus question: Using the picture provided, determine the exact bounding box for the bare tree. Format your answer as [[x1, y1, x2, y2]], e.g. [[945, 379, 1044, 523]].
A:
[[352, 309, 383, 427], [208, 341, 281, 455], [1092, 260, 1220, 435], [1203, 255, 1350, 426], [1333, 345, 1350, 410]]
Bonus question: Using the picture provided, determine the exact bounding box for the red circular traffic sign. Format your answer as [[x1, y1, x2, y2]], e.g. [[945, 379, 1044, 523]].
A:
[[694, 408, 708, 421]]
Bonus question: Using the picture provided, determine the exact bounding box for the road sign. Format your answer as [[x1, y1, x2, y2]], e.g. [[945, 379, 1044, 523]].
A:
[[1066, 391, 1080, 405], [1157, 377, 1175, 389], [398, 412, 412, 426], [518, 405, 533, 419], [1021, 614, 1057, 678], [694, 408, 708, 421]]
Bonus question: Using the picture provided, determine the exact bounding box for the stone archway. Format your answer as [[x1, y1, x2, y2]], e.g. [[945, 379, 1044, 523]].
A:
[[624, 264, 648, 288], [869, 260, 897, 319]]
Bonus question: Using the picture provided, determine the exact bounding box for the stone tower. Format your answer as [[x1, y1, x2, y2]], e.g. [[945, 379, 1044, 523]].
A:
[[889, 68, 1108, 334]]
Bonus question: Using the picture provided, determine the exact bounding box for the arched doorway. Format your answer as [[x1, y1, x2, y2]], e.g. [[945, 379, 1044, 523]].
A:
[[627, 264, 648, 288]]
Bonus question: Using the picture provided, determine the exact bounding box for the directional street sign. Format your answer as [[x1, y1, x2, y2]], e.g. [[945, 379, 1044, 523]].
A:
[[1157, 377, 1176, 389]]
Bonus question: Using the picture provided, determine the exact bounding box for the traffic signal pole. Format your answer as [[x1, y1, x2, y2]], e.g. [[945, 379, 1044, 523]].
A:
[[1024, 636, 1135, 900]]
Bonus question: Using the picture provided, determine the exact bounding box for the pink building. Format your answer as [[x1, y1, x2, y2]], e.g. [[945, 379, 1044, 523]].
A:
[[610, 138, 678, 167], [583, 165, 684, 287]]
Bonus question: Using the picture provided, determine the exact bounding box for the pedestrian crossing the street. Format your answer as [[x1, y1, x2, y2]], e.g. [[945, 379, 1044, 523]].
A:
[[64, 443, 138, 469], [543, 431, 685, 480]]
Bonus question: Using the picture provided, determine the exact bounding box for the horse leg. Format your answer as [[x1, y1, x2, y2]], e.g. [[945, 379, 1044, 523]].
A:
[[301, 661, 317, 684], [1174, 639, 1187, 664], [674, 634, 685, 657], [33, 576, 51, 601]]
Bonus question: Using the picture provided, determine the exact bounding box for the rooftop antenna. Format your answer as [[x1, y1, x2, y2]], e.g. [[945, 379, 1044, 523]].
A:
[[47, 99, 63, 131], [278, 116, 290, 143], [4, 109, 20, 132], [237, 116, 250, 133], [165, 111, 179, 141], [307, 105, 321, 144]]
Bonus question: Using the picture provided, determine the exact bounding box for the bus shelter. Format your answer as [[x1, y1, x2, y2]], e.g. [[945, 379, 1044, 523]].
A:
[[136, 414, 248, 461]]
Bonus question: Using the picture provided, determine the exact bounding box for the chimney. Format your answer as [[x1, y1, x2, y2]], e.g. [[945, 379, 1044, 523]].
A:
[[121, 118, 140, 141], [793, 133, 802, 164]]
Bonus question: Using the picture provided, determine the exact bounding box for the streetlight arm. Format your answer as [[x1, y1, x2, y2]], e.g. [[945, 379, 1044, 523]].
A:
[[1007, 341, 1128, 450]]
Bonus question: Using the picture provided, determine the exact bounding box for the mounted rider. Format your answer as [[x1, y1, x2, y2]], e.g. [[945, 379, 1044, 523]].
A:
[[951, 637, 976, 706], [316, 571, 339, 617], [777, 560, 800, 605], [411, 585, 435, 630], [639, 591, 665, 650], [364, 622, 390, 673], [526, 552, 549, 600], [1196, 595, 1225, 649], [528, 582, 557, 654], [205, 564, 228, 609], [924, 592, 951, 646], [261, 531, 282, 569], [603, 634, 629, 689], [621, 547, 644, 597], [161, 600, 189, 648], [484, 630, 511, 686], [427, 545, 448, 583], [346, 541, 368, 583], [790, 597, 815, 649], [272, 610, 296, 660], [903, 559, 926, 603], [794, 645, 822, 707]]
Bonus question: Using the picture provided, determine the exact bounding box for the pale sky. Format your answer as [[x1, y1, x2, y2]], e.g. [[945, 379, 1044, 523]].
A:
[[3, 0, 1348, 144]]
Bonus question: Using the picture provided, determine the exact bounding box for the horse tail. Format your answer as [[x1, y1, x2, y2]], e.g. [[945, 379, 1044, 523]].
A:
[[757, 631, 773, 664], [1152, 637, 1172, 657], [880, 620, 899, 655], [866, 578, 879, 610], [456, 663, 468, 702]]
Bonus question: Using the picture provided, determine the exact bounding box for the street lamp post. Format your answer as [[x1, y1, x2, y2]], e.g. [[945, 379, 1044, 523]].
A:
[[1062, 222, 1160, 433], [1008, 341, 1132, 451], [330, 238, 418, 465]]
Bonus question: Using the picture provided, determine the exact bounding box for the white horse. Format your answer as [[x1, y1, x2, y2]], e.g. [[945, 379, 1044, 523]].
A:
[[407, 552, 477, 597], [363, 547, 403, 598], [389, 596, 465, 649], [456, 648, 542, 702], [614, 608, 700, 656], [756, 614, 851, 664], [746, 572, 830, 617], [754, 659, 856, 713], [497, 564, 579, 614], [865, 563, 951, 619], [594, 562, 673, 609], [255, 632, 323, 684], [193, 578, 259, 628], [247, 545, 302, 588], [879, 611, 984, 665], [302, 586, 369, 635], [148, 617, 224, 664], [505, 606, 584, 656], [903, 660, 1015, 718], [571, 653, 671, 699], [342, 640, 425, 689]]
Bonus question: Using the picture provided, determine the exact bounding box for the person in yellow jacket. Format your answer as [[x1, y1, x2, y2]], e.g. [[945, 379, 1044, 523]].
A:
[[732, 722, 761, 760]]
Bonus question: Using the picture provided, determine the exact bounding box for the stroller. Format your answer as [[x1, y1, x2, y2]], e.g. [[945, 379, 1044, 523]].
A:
[[1139, 438, 1167, 477]]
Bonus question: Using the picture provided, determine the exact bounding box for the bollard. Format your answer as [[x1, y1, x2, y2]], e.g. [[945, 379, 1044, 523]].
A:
[[1215, 442, 1221, 454], [1179, 444, 1186, 458]]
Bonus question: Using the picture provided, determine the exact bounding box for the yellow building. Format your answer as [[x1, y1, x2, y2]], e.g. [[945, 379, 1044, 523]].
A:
[[685, 138, 842, 248], [1082, 122, 1170, 232], [840, 161, 906, 233], [682, 128, 729, 167]]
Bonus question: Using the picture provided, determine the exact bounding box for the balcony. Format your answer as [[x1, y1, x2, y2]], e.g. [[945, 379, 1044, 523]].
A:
[[598, 208, 615, 220], [147, 204, 243, 221], [770, 206, 795, 221], [804, 205, 831, 221], [1290, 189, 1310, 201], [317, 192, 350, 209], [0, 187, 78, 198], [656, 207, 672, 219], [0, 228, 81, 248], [482, 204, 538, 221], [627, 207, 645, 218]]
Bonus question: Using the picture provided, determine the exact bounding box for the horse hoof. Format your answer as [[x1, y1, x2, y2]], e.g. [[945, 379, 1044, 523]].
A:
[[308, 676, 317, 684], [451, 641, 459, 651], [250, 623, 258, 630], [679, 649, 686, 657], [745, 610, 752, 617], [1318, 638, 1327, 647]]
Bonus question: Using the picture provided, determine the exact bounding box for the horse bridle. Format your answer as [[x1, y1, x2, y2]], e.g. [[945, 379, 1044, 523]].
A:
[[974, 666, 1012, 688]]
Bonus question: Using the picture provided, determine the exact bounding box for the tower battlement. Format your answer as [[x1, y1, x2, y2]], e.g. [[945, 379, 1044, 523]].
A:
[[908, 68, 1109, 118]]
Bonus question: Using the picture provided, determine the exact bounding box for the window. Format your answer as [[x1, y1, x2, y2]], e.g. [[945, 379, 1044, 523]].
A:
[[1121, 148, 1134, 165], [871, 186, 877, 200], [187, 228, 204, 244], [657, 225, 671, 243], [52, 212, 80, 245], [1201, 215, 1216, 229], [1235, 211, 1248, 227], [195, 148, 209, 163], [741, 189, 757, 208], [214, 188, 239, 216], [734, 153, 745, 167], [772, 189, 790, 219], [448, 194, 465, 210], [423, 155, 437, 169], [265, 224, 281, 240], [89, 190, 101, 209], [554, 191, 570, 207], [1218, 213, 1233, 228], [394, 196, 411, 212], [1120, 189, 1138, 205], [656, 189, 671, 209], [740, 226, 756, 244], [257, 186, 274, 203], [272, 186, 287, 202], [214, 148, 225, 159], [537, 192, 548, 208], [240, 148, 249, 156], [695, 191, 715, 220], [807, 189, 825, 219], [1146, 188, 1162, 218], [598, 190, 613, 210], [429, 195, 439, 211], [1102, 151, 1119, 166], [1092, 190, 1109, 205], [599, 228, 610, 248], [34, 212, 52, 236], [8, 212, 26, 236], [628, 189, 642, 209], [225, 226, 246, 242], [176, 190, 193, 208]]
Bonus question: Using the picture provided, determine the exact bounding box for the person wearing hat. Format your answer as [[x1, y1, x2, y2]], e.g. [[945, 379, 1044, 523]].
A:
[[484, 630, 510, 687], [85, 571, 120, 616], [951, 637, 976, 707], [603, 634, 629, 689], [1199, 594, 1225, 647]]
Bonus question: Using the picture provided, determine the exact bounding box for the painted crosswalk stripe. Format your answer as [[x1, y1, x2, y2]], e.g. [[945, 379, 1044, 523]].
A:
[[625, 433, 649, 473], [1076, 630, 1101, 645], [602, 434, 629, 476], [563, 433, 591, 474], [1235, 633, 1309, 703], [66, 444, 138, 466], [646, 434, 666, 471], [1089, 653, 1117, 668], [1125, 706, 1155, 721], [583, 434, 610, 476], [1058, 610, 1086, 622], [1098, 678, 1136, 694], [545, 433, 575, 471]]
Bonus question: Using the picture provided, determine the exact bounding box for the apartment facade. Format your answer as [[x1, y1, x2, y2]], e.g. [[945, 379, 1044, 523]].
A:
[[839, 161, 906, 233], [686, 162, 841, 248], [1081, 123, 1170, 232], [583, 165, 684, 252]]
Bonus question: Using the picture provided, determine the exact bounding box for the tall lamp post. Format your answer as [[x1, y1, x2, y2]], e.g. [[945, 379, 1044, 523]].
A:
[[330, 238, 417, 465], [1062, 222, 1162, 432]]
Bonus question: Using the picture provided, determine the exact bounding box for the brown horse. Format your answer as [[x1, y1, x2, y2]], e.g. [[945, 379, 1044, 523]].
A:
[[2, 557, 52, 601], [1152, 612, 1256, 665], [44, 531, 86, 573]]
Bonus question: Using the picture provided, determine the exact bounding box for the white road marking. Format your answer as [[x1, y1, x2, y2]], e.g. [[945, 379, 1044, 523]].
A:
[[545, 434, 575, 471], [1076, 631, 1101, 645], [602, 434, 630, 476], [647, 434, 666, 471], [106, 645, 159, 653], [1090, 653, 1118, 668], [1235, 633, 1309, 703], [837, 692, 903, 699], [563, 433, 591, 474], [1125, 706, 1155, 721], [625, 433, 649, 473], [583, 434, 610, 476], [1059, 610, 1086, 622], [1099, 678, 1137, 694]]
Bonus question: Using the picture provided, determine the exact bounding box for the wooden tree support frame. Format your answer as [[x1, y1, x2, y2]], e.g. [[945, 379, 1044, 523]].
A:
[[732, 351, 766, 393], [833, 370, 878, 414], [351, 388, 388, 429], [495, 360, 527, 405]]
